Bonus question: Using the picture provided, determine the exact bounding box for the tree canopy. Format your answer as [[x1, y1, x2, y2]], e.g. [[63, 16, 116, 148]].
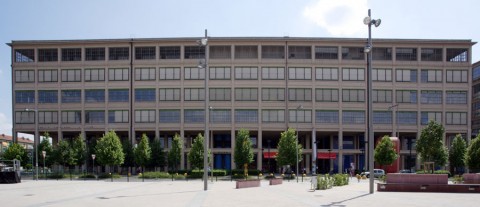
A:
[[449, 134, 466, 174], [234, 129, 254, 169], [2, 143, 26, 163], [417, 121, 448, 167], [276, 128, 303, 168], [466, 135, 480, 172], [71, 134, 86, 167], [149, 139, 165, 170], [374, 135, 398, 169], [188, 133, 210, 169], [168, 134, 183, 172], [134, 134, 151, 168], [95, 131, 124, 167]]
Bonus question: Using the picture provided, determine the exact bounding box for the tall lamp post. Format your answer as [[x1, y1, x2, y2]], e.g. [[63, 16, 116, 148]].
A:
[[197, 29, 209, 191], [296, 105, 303, 183], [364, 9, 381, 194], [42, 151, 46, 180], [25, 108, 38, 181]]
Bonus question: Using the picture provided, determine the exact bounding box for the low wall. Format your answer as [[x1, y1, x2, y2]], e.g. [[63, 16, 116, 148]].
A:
[[236, 179, 261, 189], [386, 173, 448, 184], [378, 183, 480, 193], [463, 174, 480, 184], [269, 178, 283, 185]]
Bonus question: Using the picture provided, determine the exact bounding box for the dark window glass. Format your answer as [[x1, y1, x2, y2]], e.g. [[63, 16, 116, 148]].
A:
[[184, 46, 205, 59], [86, 48, 105, 61], [61, 48, 82, 61], [159, 46, 180, 59], [38, 49, 58, 62], [109, 47, 130, 60], [15, 49, 35, 62], [135, 47, 156, 60]]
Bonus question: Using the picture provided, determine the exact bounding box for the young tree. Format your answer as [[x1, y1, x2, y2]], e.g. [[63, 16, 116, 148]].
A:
[[168, 134, 183, 172], [95, 131, 125, 174], [2, 143, 26, 163], [276, 128, 303, 171], [149, 139, 165, 171], [417, 120, 448, 168], [121, 138, 135, 171], [234, 129, 254, 169], [465, 135, 480, 172], [38, 132, 54, 167], [134, 134, 151, 176], [71, 134, 86, 169], [374, 135, 399, 170], [188, 133, 210, 169], [449, 134, 467, 174], [53, 139, 75, 173]]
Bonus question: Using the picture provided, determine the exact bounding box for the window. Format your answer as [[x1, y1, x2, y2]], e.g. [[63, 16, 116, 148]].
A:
[[62, 111, 81, 124], [262, 110, 285, 123], [421, 112, 442, 125], [135, 110, 156, 123], [109, 68, 129, 81], [421, 90, 442, 104], [85, 48, 105, 61], [315, 89, 338, 102], [135, 67, 156, 81], [85, 89, 105, 103], [38, 48, 58, 62], [235, 67, 257, 80], [61, 69, 81, 82], [288, 67, 312, 80], [373, 111, 392, 124], [289, 109, 312, 123], [15, 111, 34, 124], [85, 111, 105, 123], [446, 112, 467, 125], [15, 91, 35, 103], [38, 69, 58, 82], [235, 46, 258, 59], [15, 70, 34, 82], [396, 48, 417, 61], [288, 88, 312, 101], [262, 88, 285, 101], [235, 110, 258, 123], [373, 68, 392, 82], [108, 110, 128, 123], [184, 109, 204, 123], [61, 90, 81, 103], [135, 88, 156, 102], [159, 110, 180, 123], [108, 89, 129, 102], [159, 88, 180, 101], [38, 90, 58, 103], [184, 46, 205, 59], [184, 67, 205, 80], [159, 46, 180, 59], [210, 88, 231, 101], [210, 109, 231, 123], [342, 89, 365, 102], [262, 67, 285, 80], [159, 67, 180, 80], [373, 90, 392, 103], [396, 90, 417, 104], [61, 48, 81, 61], [397, 111, 417, 125], [396, 69, 417, 82], [341, 47, 364, 60], [342, 68, 364, 81], [315, 68, 338, 80], [15, 49, 35, 62], [210, 46, 231, 59], [262, 45, 285, 59], [109, 47, 129, 60], [135, 47, 156, 60], [421, 69, 442, 83], [235, 88, 258, 101], [209, 67, 231, 80], [39, 111, 58, 124], [446, 70, 468, 83], [342, 111, 365, 124], [85, 68, 105, 81], [288, 46, 311, 59], [446, 91, 467, 104], [315, 46, 338, 59], [446, 48, 468, 62], [421, 48, 442, 61], [184, 88, 205, 101], [315, 110, 339, 123], [372, 47, 392, 60]]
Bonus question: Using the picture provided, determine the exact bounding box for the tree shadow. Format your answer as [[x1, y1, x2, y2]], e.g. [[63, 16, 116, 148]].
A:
[[320, 193, 371, 207]]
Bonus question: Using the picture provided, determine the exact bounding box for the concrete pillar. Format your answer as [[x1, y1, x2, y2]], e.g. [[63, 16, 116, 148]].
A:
[[311, 129, 317, 175], [180, 130, 185, 170], [231, 128, 235, 170], [338, 131, 343, 173], [257, 130, 262, 171]]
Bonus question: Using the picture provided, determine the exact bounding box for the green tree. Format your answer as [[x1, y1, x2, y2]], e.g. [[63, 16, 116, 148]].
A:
[[148, 139, 165, 170], [465, 135, 480, 172], [95, 131, 125, 174], [2, 143, 26, 162], [71, 134, 86, 168], [134, 134, 151, 174], [374, 135, 399, 170], [38, 132, 54, 167], [121, 139, 135, 169], [449, 134, 467, 174], [234, 129, 254, 169], [53, 139, 75, 172], [188, 133, 210, 169], [168, 134, 183, 172], [417, 121, 448, 168], [276, 128, 303, 169]]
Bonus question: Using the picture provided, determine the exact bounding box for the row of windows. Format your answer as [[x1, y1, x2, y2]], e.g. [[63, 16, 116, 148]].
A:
[[14, 68, 469, 83], [15, 110, 467, 125], [15, 89, 467, 104], [14, 47, 469, 62]]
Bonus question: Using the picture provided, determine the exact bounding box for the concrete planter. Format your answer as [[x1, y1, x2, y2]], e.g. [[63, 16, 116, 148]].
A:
[[269, 178, 283, 185], [463, 174, 480, 184], [236, 179, 261, 189]]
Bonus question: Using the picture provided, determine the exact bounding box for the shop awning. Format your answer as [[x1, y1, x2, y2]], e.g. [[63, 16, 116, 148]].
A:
[[317, 152, 336, 159], [263, 152, 277, 159]]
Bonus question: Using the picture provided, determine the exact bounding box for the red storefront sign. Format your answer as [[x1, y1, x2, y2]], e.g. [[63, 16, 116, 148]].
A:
[[263, 152, 277, 159], [317, 152, 337, 159]]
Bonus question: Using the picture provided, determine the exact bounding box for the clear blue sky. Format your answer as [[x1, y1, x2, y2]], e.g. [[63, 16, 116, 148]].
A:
[[1, 0, 478, 136]]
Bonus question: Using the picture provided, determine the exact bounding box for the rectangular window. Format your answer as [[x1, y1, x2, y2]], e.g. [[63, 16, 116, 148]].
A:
[[135, 88, 156, 102], [209, 88, 231, 101], [62, 111, 81, 124], [396, 48, 417, 61], [395, 69, 417, 82], [159, 88, 180, 101], [108, 110, 128, 123], [421, 69, 442, 83], [372, 68, 392, 82], [262, 109, 285, 123], [289, 109, 312, 123], [315, 46, 338, 59], [61, 69, 81, 82], [135, 110, 156, 123], [15, 111, 34, 124], [421, 48, 442, 61], [61, 48, 81, 61], [446, 91, 467, 104], [446, 112, 467, 125], [135, 67, 156, 81], [262, 88, 285, 101], [61, 90, 81, 103], [342, 47, 365, 60], [38, 48, 58, 62], [288, 67, 312, 80], [315, 67, 338, 80], [396, 90, 417, 104], [85, 111, 105, 124], [372, 47, 392, 60], [373, 111, 392, 124], [421, 90, 442, 104], [15, 91, 35, 103], [159, 46, 180, 59], [85, 68, 105, 82], [184, 109, 204, 123], [159, 110, 180, 123], [235, 46, 258, 59], [108, 89, 129, 102], [397, 111, 417, 125], [288, 88, 312, 101], [342, 68, 365, 81], [235, 88, 258, 101], [209, 67, 231, 80], [446, 48, 468, 62], [184, 46, 205, 59], [235, 109, 258, 123], [184, 67, 205, 80], [315, 110, 339, 123], [15, 49, 35, 62], [85, 48, 105, 61], [184, 88, 205, 101], [85, 89, 105, 103], [288, 46, 311, 59], [262, 67, 285, 80], [262, 46, 284, 59], [38, 69, 58, 82], [135, 47, 156, 60], [159, 67, 180, 80], [446, 70, 468, 83], [38, 90, 58, 103], [421, 112, 442, 125], [342, 89, 365, 102], [109, 47, 129, 60], [108, 68, 129, 81], [210, 46, 231, 59], [342, 111, 365, 124], [315, 88, 338, 102], [373, 90, 392, 103], [235, 67, 258, 80], [39, 111, 58, 124], [15, 70, 34, 82], [210, 109, 231, 123]]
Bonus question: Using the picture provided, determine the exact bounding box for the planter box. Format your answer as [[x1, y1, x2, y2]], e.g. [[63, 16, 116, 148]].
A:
[[463, 174, 480, 184], [269, 178, 283, 185], [236, 179, 261, 189], [386, 173, 448, 184]]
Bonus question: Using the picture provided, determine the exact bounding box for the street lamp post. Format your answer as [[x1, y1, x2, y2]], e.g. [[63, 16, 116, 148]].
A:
[[92, 154, 96, 175], [25, 108, 38, 181], [198, 29, 209, 191], [364, 9, 381, 194], [296, 105, 303, 183], [42, 151, 46, 180]]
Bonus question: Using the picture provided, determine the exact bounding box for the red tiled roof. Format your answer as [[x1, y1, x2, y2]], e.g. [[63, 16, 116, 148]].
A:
[[0, 134, 34, 144]]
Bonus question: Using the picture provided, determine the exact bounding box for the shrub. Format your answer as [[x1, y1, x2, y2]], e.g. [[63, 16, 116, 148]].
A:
[[98, 173, 121, 179], [317, 174, 334, 190], [79, 174, 96, 179], [140, 171, 185, 179], [416, 170, 451, 177], [231, 169, 260, 176], [333, 174, 349, 186], [189, 169, 227, 178], [40, 173, 67, 179]]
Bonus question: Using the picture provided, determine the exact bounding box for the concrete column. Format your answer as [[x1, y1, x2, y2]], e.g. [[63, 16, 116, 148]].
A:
[[311, 129, 317, 174], [180, 130, 185, 170], [257, 130, 262, 171], [231, 128, 235, 170], [338, 131, 343, 173]]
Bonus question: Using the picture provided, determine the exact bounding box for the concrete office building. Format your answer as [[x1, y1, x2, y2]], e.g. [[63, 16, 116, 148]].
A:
[[9, 37, 474, 173], [472, 61, 480, 136]]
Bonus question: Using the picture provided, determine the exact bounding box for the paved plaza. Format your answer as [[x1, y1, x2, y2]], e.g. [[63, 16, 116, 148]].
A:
[[1, 178, 479, 207]]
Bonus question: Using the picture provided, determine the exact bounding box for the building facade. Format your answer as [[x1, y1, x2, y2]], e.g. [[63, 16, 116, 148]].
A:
[[9, 37, 474, 173], [1, 134, 34, 153], [472, 61, 480, 135]]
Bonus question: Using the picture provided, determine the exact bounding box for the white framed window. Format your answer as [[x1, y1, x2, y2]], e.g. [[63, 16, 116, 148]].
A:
[[209, 67, 231, 80], [184, 67, 205, 80], [262, 109, 285, 123], [262, 88, 285, 101], [61, 69, 81, 82], [159, 88, 181, 101], [135, 67, 156, 81], [315, 67, 338, 80], [184, 88, 205, 101], [342, 68, 364, 81], [85, 68, 105, 82], [315, 89, 338, 102], [38, 69, 58, 82], [159, 67, 180, 80], [135, 110, 156, 123], [109, 68, 129, 81], [235, 88, 258, 101], [372, 68, 392, 82], [446, 70, 468, 83], [235, 67, 258, 80], [15, 70, 34, 82], [288, 67, 312, 80], [262, 67, 285, 80]]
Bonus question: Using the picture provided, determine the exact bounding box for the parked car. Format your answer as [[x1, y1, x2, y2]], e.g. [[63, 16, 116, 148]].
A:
[[399, 169, 415, 173], [361, 169, 385, 178]]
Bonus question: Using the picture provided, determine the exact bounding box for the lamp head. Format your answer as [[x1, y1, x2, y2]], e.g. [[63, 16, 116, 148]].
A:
[[363, 17, 371, 25], [373, 19, 381, 27], [197, 38, 208, 46], [364, 45, 372, 53]]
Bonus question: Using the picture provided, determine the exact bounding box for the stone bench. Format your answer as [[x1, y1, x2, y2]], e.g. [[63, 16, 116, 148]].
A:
[[386, 173, 448, 184], [236, 179, 261, 189], [269, 178, 283, 185], [463, 174, 480, 184]]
